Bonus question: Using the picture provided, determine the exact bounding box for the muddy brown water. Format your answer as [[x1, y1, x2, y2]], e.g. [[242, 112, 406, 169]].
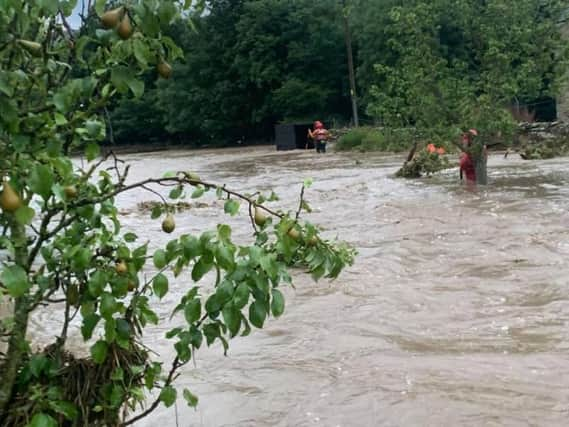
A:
[[31, 146, 569, 426]]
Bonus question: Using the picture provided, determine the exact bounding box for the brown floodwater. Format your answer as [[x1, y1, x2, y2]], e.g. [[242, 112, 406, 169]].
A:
[[33, 146, 569, 426]]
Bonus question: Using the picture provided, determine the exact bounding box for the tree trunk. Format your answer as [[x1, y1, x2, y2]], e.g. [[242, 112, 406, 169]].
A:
[[474, 154, 488, 185], [0, 222, 30, 419]]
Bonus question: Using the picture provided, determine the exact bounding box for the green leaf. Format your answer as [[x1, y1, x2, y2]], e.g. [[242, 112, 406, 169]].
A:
[[14, 206, 35, 225], [222, 303, 241, 337], [133, 39, 151, 67], [153, 249, 167, 269], [303, 178, 313, 188], [233, 283, 250, 309], [169, 185, 183, 199], [38, 0, 59, 14], [110, 384, 124, 408], [205, 294, 221, 314], [191, 186, 205, 198], [111, 367, 124, 381], [216, 245, 235, 271], [29, 164, 54, 200], [183, 388, 199, 408], [0, 72, 13, 97], [249, 301, 267, 328], [94, 0, 106, 15], [111, 66, 144, 97], [1, 265, 30, 297], [153, 273, 169, 299], [49, 401, 78, 420], [151, 204, 163, 219], [217, 224, 231, 242], [91, 340, 109, 364], [52, 92, 70, 113], [191, 257, 212, 282], [124, 232, 138, 243], [105, 317, 117, 342], [88, 271, 107, 297], [216, 280, 234, 304], [29, 413, 58, 427], [29, 355, 48, 378], [116, 319, 131, 340], [174, 338, 192, 362], [189, 326, 203, 348], [81, 314, 100, 340], [160, 386, 177, 408], [54, 112, 68, 125], [158, 1, 178, 24], [271, 289, 285, 317], [85, 142, 100, 161], [100, 293, 117, 318], [184, 299, 201, 324], [182, 235, 201, 259], [224, 199, 240, 216]]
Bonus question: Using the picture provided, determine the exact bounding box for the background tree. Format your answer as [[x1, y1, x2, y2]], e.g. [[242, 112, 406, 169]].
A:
[[0, 2, 354, 426], [110, 0, 352, 146], [353, 0, 568, 182]]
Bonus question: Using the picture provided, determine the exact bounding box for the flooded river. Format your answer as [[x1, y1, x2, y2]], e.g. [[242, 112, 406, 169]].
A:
[[38, 146, 569, 426]]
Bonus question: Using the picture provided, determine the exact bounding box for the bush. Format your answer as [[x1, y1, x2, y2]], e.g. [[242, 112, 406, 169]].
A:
[[335, 127, 373, 151], [395, 149, 452, 178], [335, 127, 419, 153]]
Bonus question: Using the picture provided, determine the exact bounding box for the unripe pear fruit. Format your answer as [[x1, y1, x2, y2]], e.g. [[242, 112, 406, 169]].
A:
[[67, 284, 79, 306], [127, 281, 137, 292], [287, 227, 300, 240], [186, 172, 200, 185], [115, 260, 128, 274], [0, 179, 23, 212], [254, 207, 267, 226], [101, 7, 124, 29], [307, 235, 318, 246], [157, 61, 172, 79], [18, 39, 42, 57], [117, 14, 133, 40], [162, 213, 176, 233], [64, 185, 78, 199]]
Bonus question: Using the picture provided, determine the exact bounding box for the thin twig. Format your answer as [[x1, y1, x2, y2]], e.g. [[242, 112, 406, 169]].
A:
[[295, 184, 306, 220], [248, 202, 258, 234], [120, 356, 183, 426], [58, 9, 75, 41], [140, 184, 168, 206]]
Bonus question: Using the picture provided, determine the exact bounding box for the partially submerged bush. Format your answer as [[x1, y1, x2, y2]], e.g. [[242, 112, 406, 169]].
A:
[[335, 127, 416, 152], [518, 138, 569, 160], [396, 149, 452, 178]]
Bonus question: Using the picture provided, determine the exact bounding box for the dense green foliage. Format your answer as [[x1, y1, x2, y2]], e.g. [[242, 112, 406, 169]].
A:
[[336, 127, 419, 152], [111, 0, 351, 146], [109, 0, 568, 148], [353, 0, 568, 138], [0, 1, 354, 425]]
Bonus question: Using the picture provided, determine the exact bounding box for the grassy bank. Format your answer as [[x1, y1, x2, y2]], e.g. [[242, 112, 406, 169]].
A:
[[334, 127, 454, 153]]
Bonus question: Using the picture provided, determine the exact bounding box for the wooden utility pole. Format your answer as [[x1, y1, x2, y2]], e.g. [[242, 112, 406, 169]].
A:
[[341, 0, 359, 127]]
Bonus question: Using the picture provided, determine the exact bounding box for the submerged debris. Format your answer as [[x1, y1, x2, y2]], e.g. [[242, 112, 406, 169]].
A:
[[396, 148, 452, 178], [136, 200, 211, 213]]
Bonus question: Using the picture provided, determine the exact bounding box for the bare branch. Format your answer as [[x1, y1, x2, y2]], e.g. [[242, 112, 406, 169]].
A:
[[120, 356, 184, 426], [295, 184, 306, 220], [58, 9, 75, 42]]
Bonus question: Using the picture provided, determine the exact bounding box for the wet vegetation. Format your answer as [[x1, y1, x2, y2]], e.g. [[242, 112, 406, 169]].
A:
[[1, 0, 568, 425]]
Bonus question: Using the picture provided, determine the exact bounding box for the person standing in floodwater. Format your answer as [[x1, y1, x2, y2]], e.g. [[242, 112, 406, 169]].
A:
[[308, 121, 330, 153], [459, 128, 487, 183]]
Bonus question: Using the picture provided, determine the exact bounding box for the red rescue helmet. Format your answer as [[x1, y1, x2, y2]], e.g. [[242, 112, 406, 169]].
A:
[[314, 121, 323, 129]]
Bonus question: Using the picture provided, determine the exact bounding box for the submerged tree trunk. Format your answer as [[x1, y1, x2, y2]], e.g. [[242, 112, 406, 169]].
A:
[[474, 154, 488, 185]]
